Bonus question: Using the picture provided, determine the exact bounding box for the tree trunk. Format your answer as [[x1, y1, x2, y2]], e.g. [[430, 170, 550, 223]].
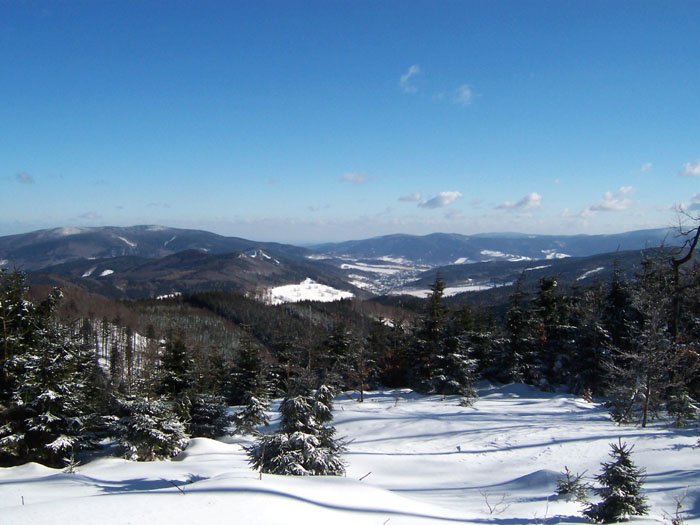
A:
[[642, 372, 651, 428]]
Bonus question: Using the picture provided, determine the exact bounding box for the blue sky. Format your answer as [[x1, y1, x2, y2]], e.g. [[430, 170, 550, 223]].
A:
[[2, 1, 700, 243]]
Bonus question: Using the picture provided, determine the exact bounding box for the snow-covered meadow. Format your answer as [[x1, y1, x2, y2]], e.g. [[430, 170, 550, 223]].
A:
[[1, 383, 697, 524], [264, 278, 355, 305]]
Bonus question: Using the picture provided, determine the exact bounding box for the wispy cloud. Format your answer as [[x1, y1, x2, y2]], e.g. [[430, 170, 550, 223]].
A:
[[399, 192, 422, 202], [497, 192, 542, 210], [678, 159, 700, 177], [587, 186, 635, 213], [687, 193, 700, 211], [454, 84, 472, 106], [78, 211, 101, 220], [640, 162, 652, 173], [16, 171, 34, 184], [399, 64, 420, 93], [418, 191, 463, 209], [340, 171, 370, 184]]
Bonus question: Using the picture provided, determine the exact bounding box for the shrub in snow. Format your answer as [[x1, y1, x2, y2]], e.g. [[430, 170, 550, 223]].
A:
[[247, 386, 345, 476], [112, 396, 189, 461], [556, 466, 590, 502], [583, 440, 649, 523]]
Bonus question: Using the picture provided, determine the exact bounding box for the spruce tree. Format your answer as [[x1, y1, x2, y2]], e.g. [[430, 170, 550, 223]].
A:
[[188, 393, 233, 438], [231, 330, 270, 433], [583, 440, 649, 523], [0, 273, 104, 467], [111, 396, 189, 461], [157, 334, 196, 420], [498, 274, 539, 384], [409, 276, 448, 392], [247, 385, 345, 476], [430, 334, 478, 403]]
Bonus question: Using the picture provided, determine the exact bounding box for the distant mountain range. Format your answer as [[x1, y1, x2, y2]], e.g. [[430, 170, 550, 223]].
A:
[[0, 225, 310, 271], [312, 228, 676, 267], [0, 225, 683, 300]]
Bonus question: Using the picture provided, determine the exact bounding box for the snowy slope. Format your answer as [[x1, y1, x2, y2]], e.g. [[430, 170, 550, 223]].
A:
[[265, 278, 354, 305], [1, 384, 697, 524]]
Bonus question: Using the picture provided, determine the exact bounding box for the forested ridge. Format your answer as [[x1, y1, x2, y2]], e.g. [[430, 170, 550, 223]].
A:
[[1, 234, 699, 471]]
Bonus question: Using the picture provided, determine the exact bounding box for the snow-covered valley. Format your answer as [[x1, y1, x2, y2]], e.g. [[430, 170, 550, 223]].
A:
[[2, 384, 697, 524]]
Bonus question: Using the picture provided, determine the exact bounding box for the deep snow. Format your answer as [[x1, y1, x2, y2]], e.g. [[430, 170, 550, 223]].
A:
[[1, 384, 697, 524]]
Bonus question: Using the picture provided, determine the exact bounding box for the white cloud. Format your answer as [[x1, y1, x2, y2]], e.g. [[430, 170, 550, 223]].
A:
[[399, 64, 420, 93], [418, 191, 463, 209], [340, 171, 369, 184], [497, 192, 542, 210], [589, 186, 635, 212], [640, 162, 652, 173], [399, 192, 422, 202], [16, 172, 34, 184], [454, 84, 472, 106], [686, 193, 700, 211], [678, 159, 700, 177]]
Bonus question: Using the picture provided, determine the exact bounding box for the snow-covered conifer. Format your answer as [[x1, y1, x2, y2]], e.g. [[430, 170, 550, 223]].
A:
[[430, 334, 478, 403], [233, 395, 269, 434], [112, 396, 189, 461], [247, 386, 345, 476], [0, 272, 105, 467], [556, 466, 590, 502], [230, 330, 271, 433], [188, 393, 233, 438], [583, 440, 649, 523]]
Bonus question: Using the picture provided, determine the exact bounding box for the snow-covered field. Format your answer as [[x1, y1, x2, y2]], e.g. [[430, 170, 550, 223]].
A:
[[392, 281, 513, 298], [265, 278, 354, 305], [1, 384, 697, 524]]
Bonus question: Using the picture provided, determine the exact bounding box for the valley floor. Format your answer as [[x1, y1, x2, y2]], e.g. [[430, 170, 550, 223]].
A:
[[1, 384, 697, 524]]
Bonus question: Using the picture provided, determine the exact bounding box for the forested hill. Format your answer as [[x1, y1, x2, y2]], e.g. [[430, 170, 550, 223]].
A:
[[0, 225, 311, 271]]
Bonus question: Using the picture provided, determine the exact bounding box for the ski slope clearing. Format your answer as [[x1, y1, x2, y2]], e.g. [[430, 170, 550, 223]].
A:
[[265, 278, 354, 305], [392, 282, 509, 298], [1, 384, 697, 524]]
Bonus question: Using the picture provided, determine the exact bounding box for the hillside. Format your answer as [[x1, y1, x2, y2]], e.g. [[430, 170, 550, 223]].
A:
[[27, 248, 361, 300], [0, 385, 696, 524], [0, 225, 311, 271]]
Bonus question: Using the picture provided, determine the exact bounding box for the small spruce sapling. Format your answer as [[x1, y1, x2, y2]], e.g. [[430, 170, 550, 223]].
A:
[[583, 439, 649, 523], [555, 466, 590, 502], [246, 385, 345, 476]]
